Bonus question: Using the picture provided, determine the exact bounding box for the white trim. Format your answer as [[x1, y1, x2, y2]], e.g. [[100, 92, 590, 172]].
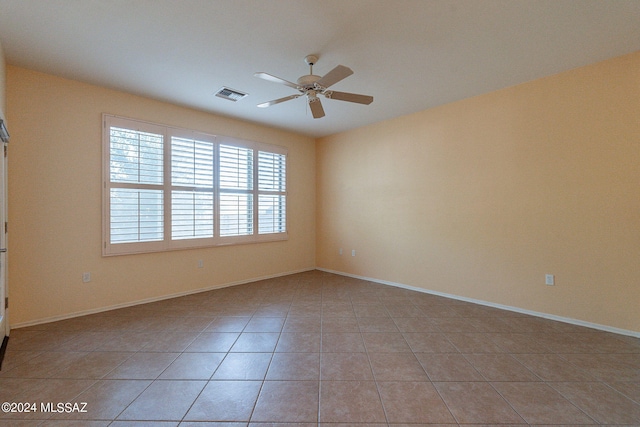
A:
[[317, 268, 640, 339], [103, 114, 289, 256], [11, 268, 314, 330]]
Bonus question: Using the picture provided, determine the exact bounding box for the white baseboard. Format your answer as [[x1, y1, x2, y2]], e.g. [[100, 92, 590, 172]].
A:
[[317, 268, 640, 339], [11, 267, 315, 330], [13, 267, 640, 339]]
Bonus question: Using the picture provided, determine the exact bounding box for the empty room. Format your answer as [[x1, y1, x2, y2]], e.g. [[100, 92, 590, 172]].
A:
[[0, 1, 638, 425]]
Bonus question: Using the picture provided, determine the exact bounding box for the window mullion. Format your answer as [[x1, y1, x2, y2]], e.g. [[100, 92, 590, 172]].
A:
[[253, 149, 259, 236], [164, 129, 172, 246], [214, 140, 220, 239]]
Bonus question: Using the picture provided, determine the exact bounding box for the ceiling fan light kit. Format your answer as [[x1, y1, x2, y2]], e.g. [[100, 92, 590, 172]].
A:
[[255, 55, 373, 119]]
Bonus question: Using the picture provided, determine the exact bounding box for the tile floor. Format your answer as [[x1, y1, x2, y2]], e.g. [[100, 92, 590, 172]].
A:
[[0, 270, 639, 426]]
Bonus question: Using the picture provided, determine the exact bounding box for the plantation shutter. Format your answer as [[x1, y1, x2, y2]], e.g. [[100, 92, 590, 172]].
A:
[[258, 151, 286, 234], [219, 144, 254, 236], [108, 125, 164, 244], [171, 135, 215, 240], [103, 115, 287, 255]]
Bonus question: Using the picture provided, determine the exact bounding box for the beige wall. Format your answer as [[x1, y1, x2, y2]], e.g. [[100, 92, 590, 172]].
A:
[[317, 52, 640, 333], [7, 66, 316, 325], [0, 39, 5, 116]]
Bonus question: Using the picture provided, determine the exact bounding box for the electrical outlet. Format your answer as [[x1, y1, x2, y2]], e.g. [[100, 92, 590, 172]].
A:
[[351, 249, 356, 257], [545, 274, 555, 286], [339, 248, 343, 255], [198, 260, 203, 268], [82, 272, 91, 283]]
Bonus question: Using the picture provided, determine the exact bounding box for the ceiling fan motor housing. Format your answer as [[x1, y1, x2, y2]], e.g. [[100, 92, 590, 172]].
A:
[[297, 74, 321, 88]]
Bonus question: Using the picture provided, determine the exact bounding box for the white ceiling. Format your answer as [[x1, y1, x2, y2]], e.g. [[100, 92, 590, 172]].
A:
[[1, 0, 639, 138]]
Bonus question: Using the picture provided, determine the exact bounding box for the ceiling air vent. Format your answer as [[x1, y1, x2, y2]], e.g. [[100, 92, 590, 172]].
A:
[[215, 87, 248, 102]]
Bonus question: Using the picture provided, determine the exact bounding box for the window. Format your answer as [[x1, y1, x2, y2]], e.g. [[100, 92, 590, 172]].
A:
[[103, 115, 287, 255]]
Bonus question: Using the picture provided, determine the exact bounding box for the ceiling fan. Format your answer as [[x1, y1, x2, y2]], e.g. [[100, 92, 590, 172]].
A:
[[254, 55, 373, 119]]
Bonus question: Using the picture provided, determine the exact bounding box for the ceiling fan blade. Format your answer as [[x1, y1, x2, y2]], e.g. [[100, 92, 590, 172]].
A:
[[257, 94, 301, 108], [308, 97, 325, 119], [324, 90, 373, 105], [314, 65, 353, 89], [254, 72, 299, 90]]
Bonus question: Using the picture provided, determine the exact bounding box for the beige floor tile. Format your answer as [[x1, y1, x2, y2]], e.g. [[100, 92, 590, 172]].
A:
[[319, 380, 386, 423], [159, 352, 224, 380], [565, 331, 640, 353], [321, 332, 365, 352], [1, 351, 87, 378], [275, 332, 320, 352], [320, 352, 373, 380], [383, 304, 425, 318], [230, 333, 279, 352], [179, 423, 244, 427], [362, 332, 411, 352], [368, 352, 429, 381], [531, 332, 597, 353], [184, 380, 261, 421], [0, 378, 38, 401], [466, 316, 517, 332], [607, 380, 640, 403], [60, 379, 151, 420], [513, 353, 596, 381], [49, 351, 133, 379], [0, 378, 95, 420], [506, 316, 565, 333], [353, 303, 389, 317], [157, 316, 214, 333], [282, 316, 322, 333], [253, 303, 290, 317], [40, 421, 111, 426], [109, 422, 178, 426], [105, 352, 179, 379], [432, 318, 478, 333], [266, 352, 319, 380], [418, 304, 459, 318], [560, 353, 640, 382], [141, 331, 200, 352], [212, 352, 272, 380], [0, 350, 42, 372], [6, 330, 79, 352], [51, 332, 110, 352], [550, 381, 640, 424], [486, 332, 548, 353], [464, 353, 540, 381], [357, 317, 398, 332], [243, 317, 285, 333], [377, 381, 456, 423], [444, 332, 504, 353], [204, 317, 251, 332], [402, 333, 457, 353], [94, 332, 153, 352], [185, 332, 240, 352], [392, 317, 439, 332], [493, 381, 595, 424], [415, 352, 483, 381], [117, 380, 205, 421], [434, 381, 525, 424], [251, 381, 319, 422], [322, 302, 356, 318]]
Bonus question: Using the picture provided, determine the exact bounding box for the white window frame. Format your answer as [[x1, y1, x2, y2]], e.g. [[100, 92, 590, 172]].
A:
[[102, 114, 288, 256]]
